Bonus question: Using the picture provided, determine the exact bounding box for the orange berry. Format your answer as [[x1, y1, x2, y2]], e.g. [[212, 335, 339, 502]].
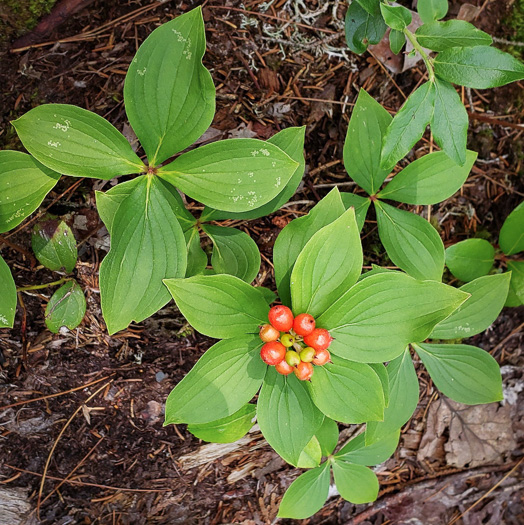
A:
[[293, 313, 316, 336], [275, 360, 294, 375], [268, 305, 294, 332], [294, 361, 314, 381], [259, 324, 280, 343], [312, 349, 331, 366], [260, 341, 286, 365], [303, 328, 333, 351]]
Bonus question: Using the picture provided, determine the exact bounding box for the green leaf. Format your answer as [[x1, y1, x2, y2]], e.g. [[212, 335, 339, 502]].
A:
[[164, 274, 269, 339], [158, 139, 298, 213], [340, 192, 371, 230], [380, 3, 412, 31], [417, 0, 449, 23], [12, 104, 143, 179], [0, 254, 16, 328], [390, 29, 406, 54], [375, 201, 445, 281], [355, 0, 380, 15], [274, 188, 346, 306], [344, 89, 392, 195], [381, 81, 436, 171], [434, 46, 524, 89], [431, 78, 469, 166], [96, 177, 196, 233], [332, 461, 379, 504], [369, 363, 389, 407], [308, 355, 385, 424], [416, 20, 492, 52], [291, 207, 362, 318], [32, 219, 77, 273], [165, 335, 266, 425], [445, 238, 495, 282], [316, 417, 339, 456], [202, 225, 260, 283], [430, 273, 511, 339], [124, 7, 215, 166], [0, 151, 60, 233], [366, 349, 419, 444], [318, 272, 469, 362], [499, 201, 524, 256], [256, 286, 277, 305], [44, 280, 86, 333], [98, 176, 187, 334], [258, 367, 324, 466], [378, 150, 476, 205], [345, 1, 387, 55], [187, 404, 256, 443], [201, 127, 306, 221], [414, 343, 503, 404], [185, 227, 207, 277], [336, 429, 400, 465], [506, 262, 524, 307], [277, 463, 330, 519], [297, 436, 322, 468]]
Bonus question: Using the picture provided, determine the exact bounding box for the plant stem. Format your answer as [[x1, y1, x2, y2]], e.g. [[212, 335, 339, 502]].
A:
[[17, 277, 70, 293], [404, 28, 435, 82]]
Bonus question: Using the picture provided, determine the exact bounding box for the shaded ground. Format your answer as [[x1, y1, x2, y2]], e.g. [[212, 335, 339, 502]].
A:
[[0, 1, 523, 524]]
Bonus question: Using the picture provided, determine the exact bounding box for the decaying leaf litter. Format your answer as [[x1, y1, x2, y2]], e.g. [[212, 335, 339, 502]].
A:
[[0, 0, 523, 523]]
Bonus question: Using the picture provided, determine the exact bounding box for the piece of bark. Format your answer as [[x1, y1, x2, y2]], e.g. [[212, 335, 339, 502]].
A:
[[11, 0, 95, 51], [0, 487, 32, 525]]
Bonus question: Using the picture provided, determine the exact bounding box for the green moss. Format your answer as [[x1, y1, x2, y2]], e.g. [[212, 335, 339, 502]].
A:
[[0, 0, 57, 43], [504, 0, 524, 59]]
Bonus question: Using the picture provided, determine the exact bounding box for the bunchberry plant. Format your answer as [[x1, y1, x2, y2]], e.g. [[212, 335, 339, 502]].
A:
[[1, 8, 301, 333], [445, 201, 524, 307], [162, 189, 470, 488], [335, 88, 476, 281], [346, 0, 524, 166]]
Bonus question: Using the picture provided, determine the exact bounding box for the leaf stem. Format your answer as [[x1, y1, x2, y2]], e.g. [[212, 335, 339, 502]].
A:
[[404, 29, 435, 82], [17, 277, 70, 293]]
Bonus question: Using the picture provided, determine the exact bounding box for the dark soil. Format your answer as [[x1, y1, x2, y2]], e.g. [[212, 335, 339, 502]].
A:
[[1, 1, 523, 524]]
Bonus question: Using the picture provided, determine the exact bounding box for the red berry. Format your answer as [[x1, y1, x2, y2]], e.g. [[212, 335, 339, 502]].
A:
[[303, 328, 333, 351], [268, 305, 294, 332], [260, 342, 286, 365], [276, 360, 294, 376], [293, 313, 316, 336], [294, 361, 314, 381], [312, 349, 331, 366], [259, 324, 280, 343]]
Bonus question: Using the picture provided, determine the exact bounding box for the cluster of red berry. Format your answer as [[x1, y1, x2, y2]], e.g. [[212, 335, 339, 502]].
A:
[[259, 305, 333, 381]]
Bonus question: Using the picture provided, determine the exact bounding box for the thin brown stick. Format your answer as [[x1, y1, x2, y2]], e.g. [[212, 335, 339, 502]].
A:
[[0, 374, 114, 411], [37, 382, 112, 517], [4, 464, 173, 493], [36, 436, 105, 510], [447, 457, 524, 525]]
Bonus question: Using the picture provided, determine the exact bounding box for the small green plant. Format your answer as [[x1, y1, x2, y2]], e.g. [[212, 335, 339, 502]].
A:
[[31, 217, 86, 332], [445, 201, 524, 307], [1, 8, 302, 333], [346, 0, 524, 166], [333, 88, 476, 281]]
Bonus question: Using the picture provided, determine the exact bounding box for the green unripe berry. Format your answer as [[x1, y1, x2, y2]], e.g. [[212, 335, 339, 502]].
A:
[[285, 350, 301, 367], [300, 347, 316, 363], [280, 333, 295, 347]]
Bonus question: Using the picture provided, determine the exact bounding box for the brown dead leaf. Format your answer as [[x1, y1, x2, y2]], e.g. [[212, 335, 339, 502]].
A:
[[418, 398, 517, 468]]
